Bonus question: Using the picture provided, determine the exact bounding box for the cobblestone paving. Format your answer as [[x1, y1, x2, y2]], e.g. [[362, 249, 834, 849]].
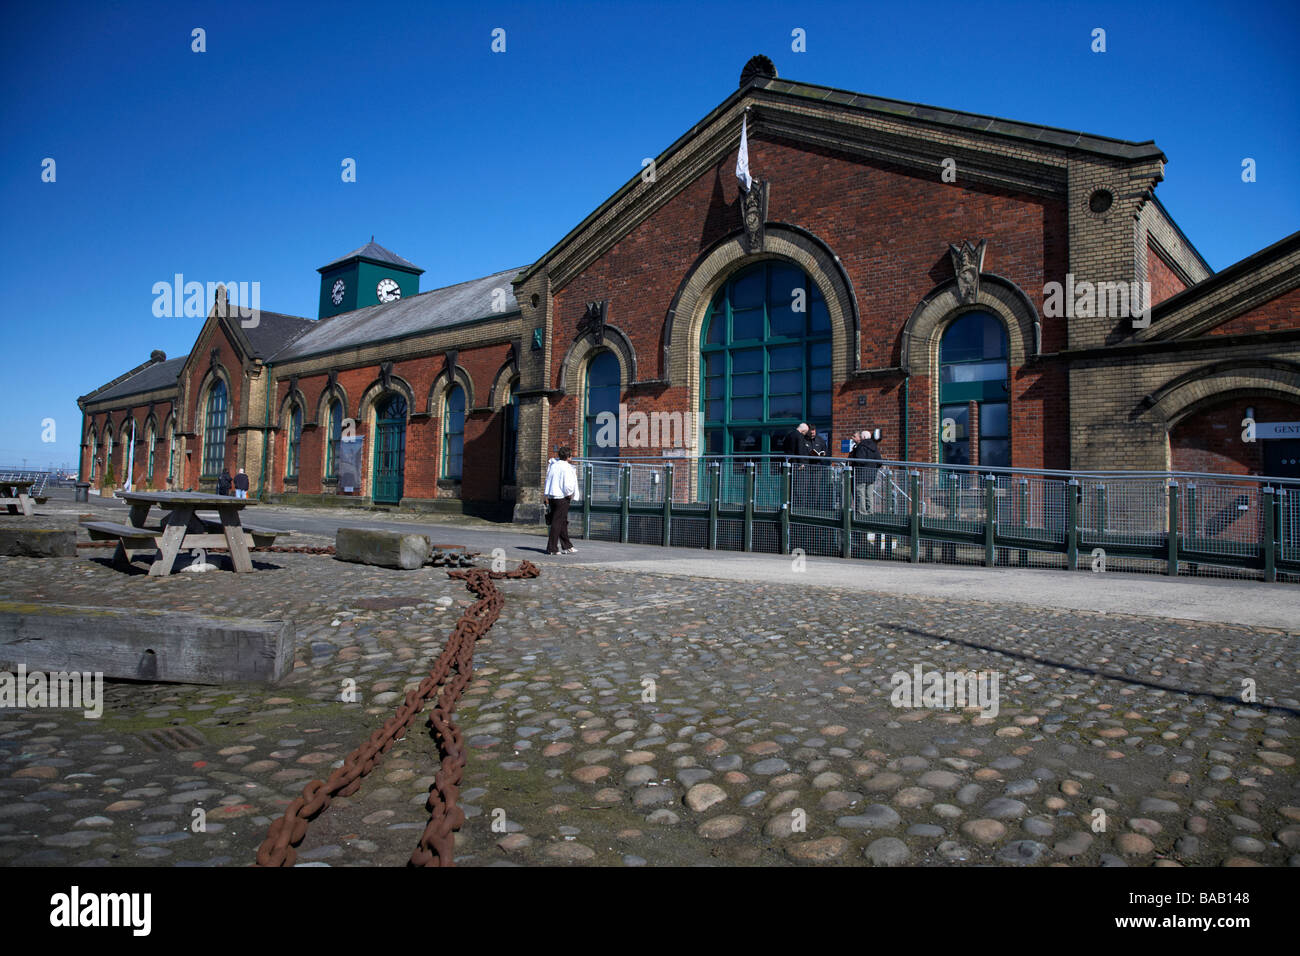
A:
[[0, 550, 1297, 867]]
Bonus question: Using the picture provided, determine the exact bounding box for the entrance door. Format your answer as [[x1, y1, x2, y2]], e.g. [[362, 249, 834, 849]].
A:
[[373, 393, 407, 504], [1263, 439, 1300, 480]]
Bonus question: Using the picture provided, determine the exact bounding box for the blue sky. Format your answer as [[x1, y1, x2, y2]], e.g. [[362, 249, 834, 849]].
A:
[[1, 0, 1296, 469]]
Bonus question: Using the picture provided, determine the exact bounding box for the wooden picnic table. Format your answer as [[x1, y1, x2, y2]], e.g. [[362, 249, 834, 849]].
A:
[[113, 491, 259, 576], [0, 478, 35, 516]]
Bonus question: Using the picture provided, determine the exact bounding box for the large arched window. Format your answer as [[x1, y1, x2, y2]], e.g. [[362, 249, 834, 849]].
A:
[[89, 431, 98, 480], [501, 381, 518, 484], [325, 399, 343, 479], [939, 311, 1009, 467], [700, 260, 832, 456], [285, 404, 303, 479], [146, 422, 156, 481], [202, 380, 228, 477], [584, 351, 621, 459], [443, 385, 465, 479], [103, 428, 114, 480]]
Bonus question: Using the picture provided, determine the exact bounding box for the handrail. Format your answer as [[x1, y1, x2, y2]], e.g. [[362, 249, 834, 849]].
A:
[[572, 454, 1299, 486]]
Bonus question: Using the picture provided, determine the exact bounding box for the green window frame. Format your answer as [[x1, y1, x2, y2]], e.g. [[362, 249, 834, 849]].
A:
[[584, 351, 621, 459], [939, 311, 1009, 467], [443, 386, 465, 479], [202, 380, 228, 478], [146, 424, 156, 478], [325, 399, 342, 479], [89, 433, 97, 480], [501, 382, 518, 484], [700, 260, 833, 457], [286, 404, 303, 479]]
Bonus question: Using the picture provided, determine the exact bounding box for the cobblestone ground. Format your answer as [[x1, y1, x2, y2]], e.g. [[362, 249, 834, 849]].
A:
[[1, 548, 1297, 867]]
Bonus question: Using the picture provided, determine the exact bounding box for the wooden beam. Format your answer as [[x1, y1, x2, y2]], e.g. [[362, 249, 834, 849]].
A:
[[0, 602, 294, 685]]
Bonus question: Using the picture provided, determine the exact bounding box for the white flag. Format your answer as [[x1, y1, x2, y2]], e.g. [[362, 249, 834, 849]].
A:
[[736, 113, 752, 193]]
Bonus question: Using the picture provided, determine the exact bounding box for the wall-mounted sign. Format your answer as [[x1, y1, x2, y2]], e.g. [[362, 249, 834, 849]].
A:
[[1256, 422, 1300, 440], [337, 437, 365, 492]]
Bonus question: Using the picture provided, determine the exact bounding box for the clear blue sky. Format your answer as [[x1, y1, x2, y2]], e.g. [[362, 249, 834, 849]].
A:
[[1, 0, 1296, 470]]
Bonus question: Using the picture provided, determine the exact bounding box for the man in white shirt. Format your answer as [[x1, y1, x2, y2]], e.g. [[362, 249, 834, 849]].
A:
[[543, 446, 580, 555]]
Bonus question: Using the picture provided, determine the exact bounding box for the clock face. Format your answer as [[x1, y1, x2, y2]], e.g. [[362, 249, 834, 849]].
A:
[[331, 278, 346, 306], [376, 278, 401, 303]]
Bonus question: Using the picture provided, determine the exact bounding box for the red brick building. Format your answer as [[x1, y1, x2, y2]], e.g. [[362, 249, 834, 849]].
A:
[[78, 57, 1300, 521]]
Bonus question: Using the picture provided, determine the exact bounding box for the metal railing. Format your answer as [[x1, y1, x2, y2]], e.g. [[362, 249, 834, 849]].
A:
[[570, 455, 1300, 582], [0, 471, 50, 498]]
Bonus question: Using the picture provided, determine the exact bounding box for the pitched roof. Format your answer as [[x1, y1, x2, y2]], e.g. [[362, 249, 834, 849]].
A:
[[241, 310, 317, 358], [519, 70, 1168, 285], [83, 356, 187, 404], [270, 267, 523, 363], [318, 239, 424, 274], [763, 77, 1166, 162]]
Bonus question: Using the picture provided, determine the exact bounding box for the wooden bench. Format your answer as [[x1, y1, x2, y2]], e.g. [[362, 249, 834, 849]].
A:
[[196, 514, 290, 548], [0, 479, 35, 516], [81, 520, 163, 567]]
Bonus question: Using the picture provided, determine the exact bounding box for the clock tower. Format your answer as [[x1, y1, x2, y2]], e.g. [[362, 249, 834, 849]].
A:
[[317, 238, 424, 319]]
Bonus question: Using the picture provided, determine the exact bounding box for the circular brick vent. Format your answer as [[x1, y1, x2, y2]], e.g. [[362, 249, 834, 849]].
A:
[[740, 55, 777, 88], [1089, 188, 1114, 214]]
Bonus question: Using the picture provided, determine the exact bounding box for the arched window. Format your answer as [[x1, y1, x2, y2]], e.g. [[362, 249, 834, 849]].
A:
[[325, 399, 343, 479], [700, 260, 832, 456], [501, 381, 518, 484], [146, 423, 156, 481], [939, 311, 1009, 467], [104, 428, 114, 480], [167, 422, 176, 482], [443, 385, 465, 479], [89, 431, 97, 480], [584, 351, 621, 459], [202, 379, 228, 477], [285, 404, 303, 479]]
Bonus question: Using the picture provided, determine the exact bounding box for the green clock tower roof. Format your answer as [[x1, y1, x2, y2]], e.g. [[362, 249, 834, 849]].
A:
[[318, 238, 424, 275]]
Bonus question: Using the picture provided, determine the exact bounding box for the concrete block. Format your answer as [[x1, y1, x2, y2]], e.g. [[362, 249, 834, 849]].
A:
[[0, 528, 77, 558], [334, 527, 431, 570]]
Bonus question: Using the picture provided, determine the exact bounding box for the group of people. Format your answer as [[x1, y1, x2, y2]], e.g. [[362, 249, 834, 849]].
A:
[[782, 422, 885, 513], [215, 467, 251, 499], [541, 425, 890, 551]]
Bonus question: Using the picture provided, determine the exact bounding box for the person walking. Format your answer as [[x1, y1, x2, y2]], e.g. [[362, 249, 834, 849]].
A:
[[851, 428, 882, 514], [233, 467, 250, 499], [217, 468, 232, 497], [543, 446, 580, 555]]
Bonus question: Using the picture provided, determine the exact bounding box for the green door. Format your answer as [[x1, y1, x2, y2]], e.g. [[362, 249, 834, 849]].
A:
[[373, 394, 406, 504]]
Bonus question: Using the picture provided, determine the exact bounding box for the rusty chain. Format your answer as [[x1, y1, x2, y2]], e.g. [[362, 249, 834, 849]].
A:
[[254, 559, 540, 867]]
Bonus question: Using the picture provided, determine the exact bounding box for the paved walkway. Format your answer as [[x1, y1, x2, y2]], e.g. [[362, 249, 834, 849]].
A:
[[0, 497, 1295, 867], [43, 489, 1300, 629]]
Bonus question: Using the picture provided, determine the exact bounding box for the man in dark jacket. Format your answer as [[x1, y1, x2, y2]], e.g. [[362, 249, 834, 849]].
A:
[[217, 469, 232, 496], [807, 425, 828, 458], [784, 423, 811, 459], [233, 468, 250, 499], [850, 428, 882, 514]]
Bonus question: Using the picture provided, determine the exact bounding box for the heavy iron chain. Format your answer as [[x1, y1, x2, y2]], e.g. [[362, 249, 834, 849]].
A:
[[78, 542, 476, 565], [254, 559, 540, 867]]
